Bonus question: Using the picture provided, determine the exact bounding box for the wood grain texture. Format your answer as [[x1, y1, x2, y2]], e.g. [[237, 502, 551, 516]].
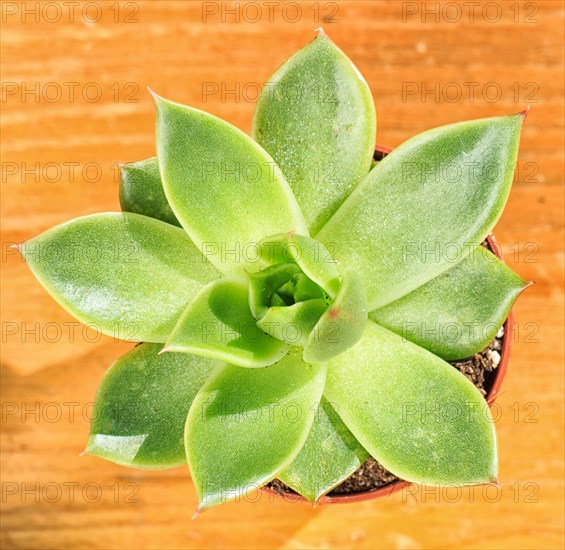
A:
[[1, 1, 563, 549]]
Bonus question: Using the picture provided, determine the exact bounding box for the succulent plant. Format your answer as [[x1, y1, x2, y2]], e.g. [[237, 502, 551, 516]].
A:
[[21, 30, 530, 510]]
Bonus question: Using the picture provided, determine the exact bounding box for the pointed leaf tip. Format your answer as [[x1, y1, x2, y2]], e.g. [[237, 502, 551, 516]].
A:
[[519, 105, 531, 122], [315, 27, 327, 38], [147, 86, 159, 100], [514, 277, 534, 297]]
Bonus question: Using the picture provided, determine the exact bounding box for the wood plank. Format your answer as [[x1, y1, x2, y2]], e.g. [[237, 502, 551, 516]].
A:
[[1, 1, 563, 548]]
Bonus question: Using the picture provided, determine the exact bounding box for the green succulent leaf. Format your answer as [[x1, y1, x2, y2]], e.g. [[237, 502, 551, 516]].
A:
[[252, 30, 376, 234], [248, 263, 301, 319], [258, 232, 340, 297], [303, 269, 367, 363], [185, 352, 326, 510], [278, 397, 368, 502], [257, 299, 328, 347], [20, 212, 219, 342], [119, 157, 181, 227], [293, 273, 326, 302], [164, 278, 288, 368], [86, 343, 217, 469], [370, 246, 529, 360], [317, 114, 524, 309], [324, 322, 498, 485], [153, 93, 308, 275]]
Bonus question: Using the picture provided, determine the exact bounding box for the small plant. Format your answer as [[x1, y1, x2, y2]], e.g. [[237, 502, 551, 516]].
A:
[[22, 30, 529, 510]]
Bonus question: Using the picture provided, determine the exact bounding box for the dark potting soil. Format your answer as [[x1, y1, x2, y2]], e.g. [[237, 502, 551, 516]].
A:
[[266, 331, 503, 498]]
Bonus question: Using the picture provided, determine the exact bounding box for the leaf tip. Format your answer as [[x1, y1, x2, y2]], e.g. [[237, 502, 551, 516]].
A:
[[314, 26, 327, 38], [11, 242, 24, 258], [193, 496, 216, 517], [79, 442, 93, 457], [518, 105, 531, 123], [148, 87, 168, 110], [522, 280, 535, 293], [147, 86, 159, 100]]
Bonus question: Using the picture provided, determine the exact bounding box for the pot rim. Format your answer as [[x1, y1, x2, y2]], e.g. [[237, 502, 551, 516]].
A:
[[262, 144, 513, 505]]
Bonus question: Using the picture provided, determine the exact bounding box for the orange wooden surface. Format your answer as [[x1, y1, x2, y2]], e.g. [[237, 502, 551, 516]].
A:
[[1, 1, 564, 549]]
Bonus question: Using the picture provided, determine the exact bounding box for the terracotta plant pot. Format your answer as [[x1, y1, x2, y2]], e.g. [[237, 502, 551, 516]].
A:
[[262, 145, 513, 505]]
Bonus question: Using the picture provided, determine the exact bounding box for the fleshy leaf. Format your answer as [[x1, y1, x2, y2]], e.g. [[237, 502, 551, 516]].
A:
[[303, 269, 367, 363], [20, 213, 220, 342], [248, 263, 301, 319], [185, 351, 326, 510], [278, 397, 368, 502], [252, 31, 376, 234], [153, 93, 307, 274], [119, 157, 180, 227], [317, 114, 524, 309], [258, 233, 340, 297], [370, 246, 530, 359], [324, 322, 498, 485], [257, 299, 328, 347], [86, 343, 217, 469], [293, 273, 326, 302], [164, 278, 288, 368]]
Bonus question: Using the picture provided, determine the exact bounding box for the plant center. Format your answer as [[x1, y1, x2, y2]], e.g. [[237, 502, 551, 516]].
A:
[[243, 232, 368, 358]]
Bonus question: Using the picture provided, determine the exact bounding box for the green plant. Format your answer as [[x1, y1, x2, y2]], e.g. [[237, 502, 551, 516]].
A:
[[22, 31, 529, 510]]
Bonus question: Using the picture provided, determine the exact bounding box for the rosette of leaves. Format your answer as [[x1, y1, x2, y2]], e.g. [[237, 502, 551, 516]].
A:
[[21, 31, 530, 510]]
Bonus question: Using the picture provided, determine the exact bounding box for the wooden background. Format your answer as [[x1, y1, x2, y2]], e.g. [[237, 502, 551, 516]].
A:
[[1, 1, 564, 548]]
